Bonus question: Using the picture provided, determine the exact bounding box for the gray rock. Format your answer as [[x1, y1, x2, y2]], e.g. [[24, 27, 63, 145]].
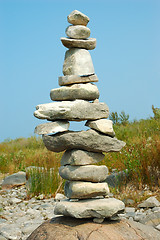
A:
[[0, 236, 7, 240], [2, 172, 26, 189], [34, 121, 69, 135], [9, 197, 22, 205], [64, 181, 109, 199], [156, 224, 160, 231], [138, 212, 160, 227], [93, 217, 105, 223], [67, 10, 90, 26], [54, 198, 124, 218], [86, 119, 115, 137], [55, 193, 67, 202], [61, 149, 105, 166], [152, 207, 160, 212], [66, 25, 90, 39], [0, 224, 22, 240], [138, 197, 160, 208], [50, 83, 99, 101], [123, 198, 135, 206], [42, 129, 126, 153], [61, 37, 96, 50], [59, 74, 98, 86], [34, 100, 109, 121], [22, 224, 40, 236], [59, 165, 108, 182], [63, 48, 94, 76], [125, 207, 135, 213], [105, 170, 129, 188]]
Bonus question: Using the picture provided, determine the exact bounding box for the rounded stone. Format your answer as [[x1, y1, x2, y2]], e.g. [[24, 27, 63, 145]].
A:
[[67, 10, 90, 26], [59, 165, 108, 182], [64, 181, 110, 199], [66, 25, 90, 39]]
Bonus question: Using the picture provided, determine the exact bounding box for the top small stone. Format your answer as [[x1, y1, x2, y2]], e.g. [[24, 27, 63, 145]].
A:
[[67, 10, 90, 26]]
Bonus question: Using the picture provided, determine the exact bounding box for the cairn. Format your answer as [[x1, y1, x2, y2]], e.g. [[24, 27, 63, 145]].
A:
[[34, 10, 126, 222]]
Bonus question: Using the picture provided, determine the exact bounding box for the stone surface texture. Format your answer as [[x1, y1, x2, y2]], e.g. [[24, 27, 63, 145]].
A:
[[27, 217, 160, 240], [61, 37, 96, 50], [50, 83, 99, 101], [63, 48, 95, 76], [34, 100, 109, 121], [64, 181, 110, 199], [61, 149, 105, 166], [42, 129, 126, 153], [59, 165, 108, 182], [59, 74, 98, 86], [138, 197, 160, 208], [66, 25, 90, 39], [67, 10, 90, 26], [34, 121, 69, 135], [54, 198, 125, 218], [86, 119, 115, 137], [2, 172, 26, 189]]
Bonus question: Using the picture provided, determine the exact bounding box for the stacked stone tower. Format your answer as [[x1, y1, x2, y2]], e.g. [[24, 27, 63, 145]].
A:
[[34, 10, 126, 222]]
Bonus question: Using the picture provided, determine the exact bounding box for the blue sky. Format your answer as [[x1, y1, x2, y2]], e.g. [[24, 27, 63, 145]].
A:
[[0, 0, 160, 142]]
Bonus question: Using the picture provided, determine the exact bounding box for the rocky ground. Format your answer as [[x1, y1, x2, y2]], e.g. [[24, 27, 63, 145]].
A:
[[0, 171, 160, 240], [0, 185, 160, 240]]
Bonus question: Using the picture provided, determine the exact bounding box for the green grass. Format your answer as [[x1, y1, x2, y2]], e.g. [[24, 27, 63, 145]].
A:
[[0, 115, 160, 197]]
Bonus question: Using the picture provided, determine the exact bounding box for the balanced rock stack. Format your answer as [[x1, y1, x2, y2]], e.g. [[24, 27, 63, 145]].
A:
[[34, 10, 126, 222]]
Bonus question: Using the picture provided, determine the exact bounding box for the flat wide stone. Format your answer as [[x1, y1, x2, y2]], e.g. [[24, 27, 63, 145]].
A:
[[61, 149, 105, 166], [34, 121, 69, 135], [54, 198, 124, 218], [85, 119, 115, 137], [34, 100, 109, 121], [67, 10, 90, 26], [59, 74, 98, 86], [59, 165, 108, 182], [50, 83, 99, 101], [61, 37, 96, 50], [63, 48, 94, 76], [64, 181, 110, 199], [66, 25, 90, 39], [42, 129, 126, 153]]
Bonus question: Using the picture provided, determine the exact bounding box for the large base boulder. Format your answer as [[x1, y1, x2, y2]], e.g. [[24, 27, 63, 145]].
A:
[[27, 217, 160, 240]]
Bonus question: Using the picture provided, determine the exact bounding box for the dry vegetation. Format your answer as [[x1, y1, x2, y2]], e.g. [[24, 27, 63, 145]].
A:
[[0, 108, 160, 200]]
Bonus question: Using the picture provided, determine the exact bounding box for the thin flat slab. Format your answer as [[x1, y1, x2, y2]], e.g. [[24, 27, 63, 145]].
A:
[[50, 83, 99, 101], [63, 48, 94, 76], [85, 119, 115, 137], [59, 74, 98, 86], [59, 165, 108, 182], [61, 37, 96, 50], [61, 149, 105, 166], [34, 100, 109, 121], [64, 181, 109, 199], [42, 129, 126, 153], [34, 121, 69, 135], [67, 10, 90, 26], [54, 198, 124, 218]]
